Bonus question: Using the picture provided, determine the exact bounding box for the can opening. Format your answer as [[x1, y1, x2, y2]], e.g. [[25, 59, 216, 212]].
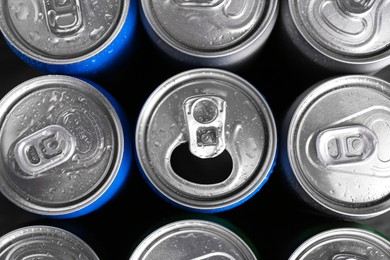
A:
[[170, 143, 232, 185]]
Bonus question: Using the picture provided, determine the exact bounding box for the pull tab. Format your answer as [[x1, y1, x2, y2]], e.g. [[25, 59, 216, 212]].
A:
[[172, 0, 225, 7], [332, 253, 368, 260], [316, 125, 378, 166], [13, 125, 76, 176], [183, 95, 226, 159], [337, 0, 375, 14], [190, 252, 236, 260], [43, 0, 83, 36]]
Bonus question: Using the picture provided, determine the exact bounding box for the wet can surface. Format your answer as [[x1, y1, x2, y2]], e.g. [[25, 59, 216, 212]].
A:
[[0, 0, 137, 77], [129, 219, 257, 260], [279, 0, 390, 74], [0, 225, 99, 259], [289, 227, 390, 260], [135, 68, 277, 213], [281, 75, 390, 220], [139, 0, 279, 69], [0, 75, 131, 218]]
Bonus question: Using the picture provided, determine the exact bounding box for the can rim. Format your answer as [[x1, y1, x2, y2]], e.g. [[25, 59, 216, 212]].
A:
[[0, 75, 124, 216], [288, 0, 390, 66], [289, 227, 390, 259], [0, 225, 99, 259], [287, 74, 390, 219], [129, 219, 257, 260], [140, 0, 279, 59], [135, 68, 277, 212], [0, 0, 130, 64]]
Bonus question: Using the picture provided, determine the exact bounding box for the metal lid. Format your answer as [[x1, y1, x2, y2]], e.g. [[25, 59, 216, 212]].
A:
[[136, 68, 277, 212], [289, 228, 390, 259], [129, 219, 257, 260], [140, 0, 278, 59], [286, 75, 390, 219], [0, 225, 99, 259], [0, 75, 123, 216], [289, 0, 390, 64], [0, 0, 128, 63]]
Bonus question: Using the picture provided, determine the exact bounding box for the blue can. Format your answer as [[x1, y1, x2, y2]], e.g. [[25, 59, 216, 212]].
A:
[[0, 75, 132, 218], [135, 68, 277, 213], [0, 0, 137, 77]]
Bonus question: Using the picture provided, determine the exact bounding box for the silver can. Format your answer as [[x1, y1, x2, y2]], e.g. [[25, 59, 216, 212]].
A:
[[0, 75, 130, 218], [289, 227, 390, 260], [281, 74, 390, 220], [280, 0, 390, 74], [0, 225, 99, 259], [139, 0, 279, 69], [0, 0, 138, 76], [129, 219, 257, 260], [135, 68, 277, 213]]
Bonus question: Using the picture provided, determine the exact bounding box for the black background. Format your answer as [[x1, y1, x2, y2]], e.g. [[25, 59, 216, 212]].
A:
[[1, 3, 390, 260]]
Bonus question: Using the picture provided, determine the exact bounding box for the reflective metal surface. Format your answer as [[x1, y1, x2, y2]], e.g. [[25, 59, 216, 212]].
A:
[[1, 8, 390, 259]]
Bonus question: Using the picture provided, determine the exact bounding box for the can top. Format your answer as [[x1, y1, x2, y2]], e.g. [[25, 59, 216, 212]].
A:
[[0, 0, 128, 63], [0, 75, 123, 216], [129, 219, 257, 260], [0, 225, 99, 259], [136, 68, 277, 212], [287, 75, 390, 219], [289, 0, 390, 63], [289, 228, 390, 259], [140, 0, 278, 58]]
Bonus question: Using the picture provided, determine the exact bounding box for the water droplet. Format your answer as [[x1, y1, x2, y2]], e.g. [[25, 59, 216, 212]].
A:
[[245, 138, 258, 158], [105, 13, 113, 20], [15, 4, 29, 21], [90, 26, 105, 41]]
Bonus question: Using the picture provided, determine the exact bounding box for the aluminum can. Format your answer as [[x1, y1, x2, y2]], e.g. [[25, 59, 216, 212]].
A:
[[0, 225, 99, 259], [289, 227, 390, 260], [139, 0, 279, 69], [281, 74, 390, 220], [129, 219, 257, 260], [0, 0, 137, 77], [135, 68, 277, 213], [0, 75, 131, 218], [279, 0, 390, 75]]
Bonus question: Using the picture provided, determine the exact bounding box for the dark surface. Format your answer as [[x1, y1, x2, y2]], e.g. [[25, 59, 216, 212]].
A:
[[1, 6, 390, 260]]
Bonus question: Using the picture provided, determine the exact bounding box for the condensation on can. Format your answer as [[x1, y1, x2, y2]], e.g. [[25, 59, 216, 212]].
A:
[[289, 227, 390, 260], [0, 0, 138, 77], [280, 0, 390, 74], [281, 74, 390, 220], [0, 75, 131, 218], [0, 225, 99, 259], [129, 219, 257, 260], [135, 68, 277, 213], [139, 0, 279, 69]]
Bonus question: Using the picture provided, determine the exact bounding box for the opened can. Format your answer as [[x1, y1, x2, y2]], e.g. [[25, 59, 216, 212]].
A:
[[279, 0, 390, 75], [281, 74, 390, 220], [0, 225, 99, 259], [139, 0, 279, 69], [289, 227, 390, 260], [0, 75, 131, 218], [135, 68, 277, 213], [129, 219, 257, 260], [0, 0, 137, 77]]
